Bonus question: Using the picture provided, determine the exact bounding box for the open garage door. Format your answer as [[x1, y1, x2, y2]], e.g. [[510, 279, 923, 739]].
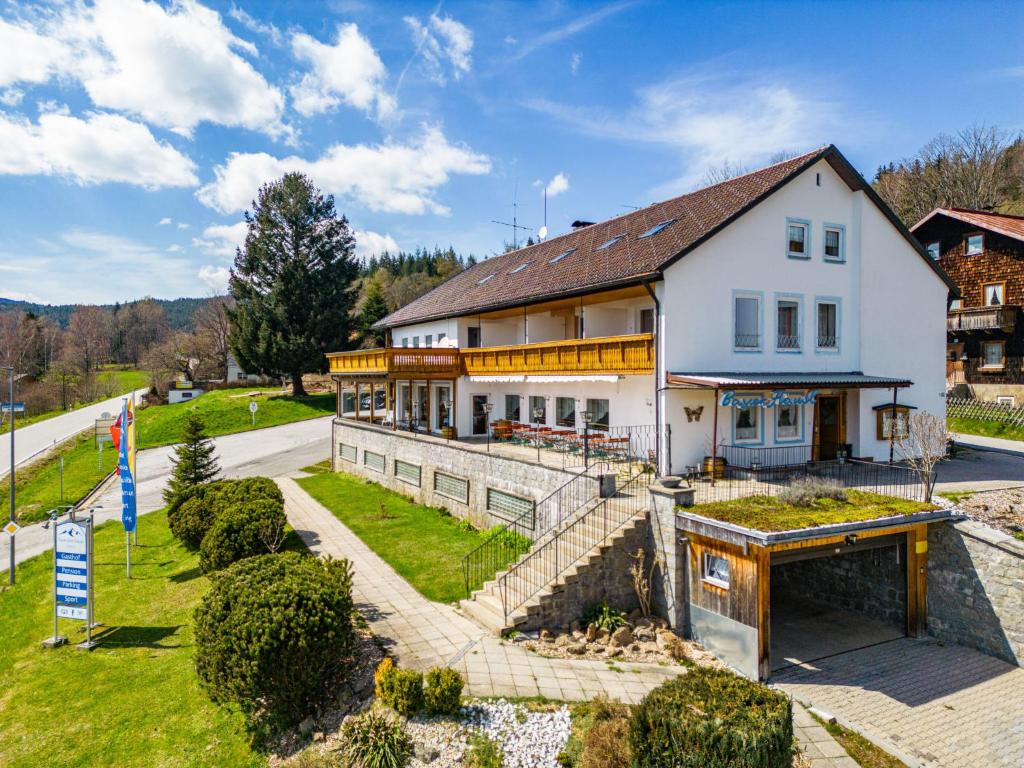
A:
[[770, 534, 907, 674]]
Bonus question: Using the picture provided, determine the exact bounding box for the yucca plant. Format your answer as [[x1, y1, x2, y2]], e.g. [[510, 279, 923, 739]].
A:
[[340, 709, 413, 768]]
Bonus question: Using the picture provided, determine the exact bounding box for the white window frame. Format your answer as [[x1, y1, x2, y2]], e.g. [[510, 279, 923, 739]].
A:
[[926, 241, 941, 260], [774, 293, 802, 353], [996, 396, 1016, 407], [733, 396, 762, 445], [733, 290, 763, 352], [983, 283, 1005, 306], [822, 223, 846, 263], [774, 393, 802, 443], [814, 297, 841, 353], [981, 341, 1006, 370], [966, 233, 984, 256], [702, 551, 730, 590], [786, 218, 811, 259], [504, 393, 521, 421]]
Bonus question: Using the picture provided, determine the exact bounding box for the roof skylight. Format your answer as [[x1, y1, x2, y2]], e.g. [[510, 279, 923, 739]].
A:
[[597, 235, 625, 250], [510, 262, 531, 274], [478, 273, 497, 284], [548, 248, 575, 264], [638, 219, 676, 239]]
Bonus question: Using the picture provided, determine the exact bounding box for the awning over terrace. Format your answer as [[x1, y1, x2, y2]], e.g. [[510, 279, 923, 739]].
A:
[[665, 372, 912, 390]]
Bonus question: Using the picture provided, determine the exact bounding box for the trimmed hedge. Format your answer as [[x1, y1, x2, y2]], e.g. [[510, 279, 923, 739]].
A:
[[194, 552, 355, 731], [377, 666, 424, 717], [167, 477, 285, 551], [198, 499, 288, 574], [629, 668, 792, 768], [424, 667, 464, 716]]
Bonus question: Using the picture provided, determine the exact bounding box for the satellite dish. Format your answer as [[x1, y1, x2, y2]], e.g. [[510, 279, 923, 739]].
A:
[[538, 225, 548, 241]]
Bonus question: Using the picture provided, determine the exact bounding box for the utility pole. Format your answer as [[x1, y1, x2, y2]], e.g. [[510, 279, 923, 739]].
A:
[[7, 366, 15, 585]]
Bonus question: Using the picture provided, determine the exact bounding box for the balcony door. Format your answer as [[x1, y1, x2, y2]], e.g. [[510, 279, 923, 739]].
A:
[[472, 395, 489, 435]]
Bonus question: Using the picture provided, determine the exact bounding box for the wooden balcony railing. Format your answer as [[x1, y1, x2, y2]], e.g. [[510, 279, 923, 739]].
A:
[[947, 305, 1017, 332], [462, 334, 654, 376], [327, 333, 655, 378]]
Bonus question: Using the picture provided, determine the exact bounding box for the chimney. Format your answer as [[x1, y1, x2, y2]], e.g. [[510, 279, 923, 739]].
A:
[[571, 220, 595, 230]]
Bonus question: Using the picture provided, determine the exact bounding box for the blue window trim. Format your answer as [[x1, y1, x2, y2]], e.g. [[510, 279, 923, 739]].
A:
[[786, 217, 811, 260], [772, 390, 805, 444], [773, 292, 803, 353], [732, 289, 764, 353], [731, 390, 765, 446], [813, 295, 842, 355], [822, 222, 846, 263]]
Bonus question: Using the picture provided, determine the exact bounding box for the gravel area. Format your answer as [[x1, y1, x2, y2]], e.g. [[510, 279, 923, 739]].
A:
[[461, 699, 571, 768], [948, 488, 1024, 537]]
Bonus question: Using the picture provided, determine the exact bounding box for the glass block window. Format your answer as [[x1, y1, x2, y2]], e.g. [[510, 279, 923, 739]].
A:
[[339, 442, 357, 463], [434, 472, 469, 504], [363, 450, 386, 473], [395, 459, 421, 486]]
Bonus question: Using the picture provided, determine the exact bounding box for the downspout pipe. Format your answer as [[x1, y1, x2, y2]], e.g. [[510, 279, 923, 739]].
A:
[[641, 279, 662, 477]]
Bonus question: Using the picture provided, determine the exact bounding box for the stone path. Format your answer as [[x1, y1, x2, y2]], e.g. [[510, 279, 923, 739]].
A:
[[278, 477, 687, 704], [775, 637, 1024, 768], [792, 705, 858, 768]]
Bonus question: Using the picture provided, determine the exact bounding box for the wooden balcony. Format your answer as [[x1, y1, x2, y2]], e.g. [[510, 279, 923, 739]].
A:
[[328, 347, 461, 379], [327, 333, 655, 379], [462, 333, 654, 376], [947, 305, 1017, 333]]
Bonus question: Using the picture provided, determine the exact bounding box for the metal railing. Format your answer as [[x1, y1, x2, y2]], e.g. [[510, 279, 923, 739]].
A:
[[556, 424, 660, 471], [734, 333, 760, 349], [461, 462, 607, 598], [816, 334, 838, 349], [717, 443, 850, 468], [688, 458, 925, 506], [776, 334, 801, 350], [498, 470, 651, 622]]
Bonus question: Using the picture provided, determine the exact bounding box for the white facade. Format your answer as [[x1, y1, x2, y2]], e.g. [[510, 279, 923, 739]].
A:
[[371, 159, 948, 473]]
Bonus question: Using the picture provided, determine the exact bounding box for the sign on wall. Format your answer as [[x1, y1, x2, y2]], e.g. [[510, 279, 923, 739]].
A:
[[720, 390, 818, 410]]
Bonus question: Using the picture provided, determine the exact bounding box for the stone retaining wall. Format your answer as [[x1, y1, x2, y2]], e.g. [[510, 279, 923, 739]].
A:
[[332, 419, 580, 530], [928, 519, 1024, 667]]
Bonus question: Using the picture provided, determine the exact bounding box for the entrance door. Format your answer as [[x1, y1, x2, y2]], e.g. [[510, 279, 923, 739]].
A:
[[436, 385, 450, 429], [472, 395, 489, 435], [817, 396, 841, 460]]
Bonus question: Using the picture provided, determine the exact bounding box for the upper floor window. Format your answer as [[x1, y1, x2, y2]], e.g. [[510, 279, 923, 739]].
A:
[[982, 341, 1006, 369], [467, 326, 481, 348], [786, 218, 810, 259], [983, 283, 1004, 306], [425, 334, 433, 347], [402, 338, 409, 347], [638, 219, 675, 239], [823, 224, 845, 262], [950, 299, 963, 310], [639, 308, 655, 334], [926, 241, 941, 260], [965, 234, 984, 256], [734, 293, 761, 350], [412, 336, 420, 347], [776, 298, 800, 351], [816, 300, 838, 351]]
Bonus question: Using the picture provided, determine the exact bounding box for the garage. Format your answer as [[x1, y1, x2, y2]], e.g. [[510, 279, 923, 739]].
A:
[[676, 505, 953, 681]]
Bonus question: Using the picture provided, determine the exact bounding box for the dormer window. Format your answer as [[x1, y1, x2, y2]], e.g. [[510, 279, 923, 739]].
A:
[[966, 234, 984, 256], [786, 218, 810, 259], [926, 241, 941, 260]]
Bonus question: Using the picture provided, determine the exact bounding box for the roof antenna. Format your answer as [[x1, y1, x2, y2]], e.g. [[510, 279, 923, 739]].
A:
[[491, 181, 532, 250], [538, 187, 548, 241]]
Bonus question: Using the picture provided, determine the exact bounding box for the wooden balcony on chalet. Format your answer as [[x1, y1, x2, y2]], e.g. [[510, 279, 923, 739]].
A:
[[947, 305, 1018, 333], [326, 333, 655, 380]]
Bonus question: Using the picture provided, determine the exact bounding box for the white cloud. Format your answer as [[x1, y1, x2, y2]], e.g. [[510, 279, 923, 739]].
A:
[[354, 230, 399, 261], [198, 264, 230, 291], [0, 88, 24, 106], [2, 0, 290, 141], [545, 172, 569, 197], [0, 288, 44, 303], [159, 217, 172, 225], [176, 222, 190, 230], [528, 66, 837, 191], [0, 110, 198, 188], [166, 244, 183, 253], [570, 52, 581, 76], [290, 24, 394, 119], [192, 222, 248, 258], [197, 125, 491, 215], [510, 2, 635, 62], [404, 13, 473, 85], [227, 5, 282, 46]]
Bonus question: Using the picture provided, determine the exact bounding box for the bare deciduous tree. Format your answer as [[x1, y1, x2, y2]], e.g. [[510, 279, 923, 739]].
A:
[[65, 306, 113, 374], [895, 410, 949, 502], [192, 297, 233, 379]]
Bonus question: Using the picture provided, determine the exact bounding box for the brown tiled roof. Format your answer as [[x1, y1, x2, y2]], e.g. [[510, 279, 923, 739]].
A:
[[379, 145, 953, 328], [912, 208, 1024, 242]]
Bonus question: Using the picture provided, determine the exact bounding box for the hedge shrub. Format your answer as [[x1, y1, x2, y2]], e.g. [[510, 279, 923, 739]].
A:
[[424, 667, 464, 716], [629, 668, 792, 768], [167, 477, 285, 550], [168, 494, 217, 550], [193, 552, 355, 731], [376, 665, 424, 717], [198, 499, 287, 574]]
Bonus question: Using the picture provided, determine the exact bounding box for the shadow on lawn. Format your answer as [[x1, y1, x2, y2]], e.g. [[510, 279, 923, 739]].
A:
[[99, 624, 183, 649], [169, 566, 202, 583]]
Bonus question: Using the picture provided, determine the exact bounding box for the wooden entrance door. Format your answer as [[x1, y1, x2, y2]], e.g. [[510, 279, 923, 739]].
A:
[[816, 395, 842, 460]]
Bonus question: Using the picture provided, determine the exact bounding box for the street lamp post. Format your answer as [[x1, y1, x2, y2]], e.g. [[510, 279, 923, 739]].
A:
[[532, 406, 544, 462], [483, 402, 494, 453], [582, 410, 593, 469], [6, 366, 15, 585]]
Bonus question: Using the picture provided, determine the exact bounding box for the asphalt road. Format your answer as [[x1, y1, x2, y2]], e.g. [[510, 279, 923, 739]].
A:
[[0, 415, 332, 571], [0, 388, 150, 477]]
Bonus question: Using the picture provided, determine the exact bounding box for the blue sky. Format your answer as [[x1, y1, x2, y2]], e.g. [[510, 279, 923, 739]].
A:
[[1, 0, 1023, 305]]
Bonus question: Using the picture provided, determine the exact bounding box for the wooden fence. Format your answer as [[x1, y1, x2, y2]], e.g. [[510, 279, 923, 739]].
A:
[[947, 397, 1024, 428]]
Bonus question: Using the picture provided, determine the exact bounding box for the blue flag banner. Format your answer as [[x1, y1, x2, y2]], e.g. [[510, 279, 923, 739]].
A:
[[119, 400, 137, 533]]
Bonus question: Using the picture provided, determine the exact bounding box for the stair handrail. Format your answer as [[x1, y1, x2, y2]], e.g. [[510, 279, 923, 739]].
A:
[[498, 469, 650, 622], [460, 460, 609, 599]]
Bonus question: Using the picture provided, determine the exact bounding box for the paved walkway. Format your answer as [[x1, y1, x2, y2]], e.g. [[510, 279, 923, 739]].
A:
[[793, 704, 858, 768], [775, 638, 1024, 768]]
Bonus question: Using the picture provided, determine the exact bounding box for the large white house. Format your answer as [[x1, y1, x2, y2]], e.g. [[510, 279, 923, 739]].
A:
[[331, 145, 952, 476]]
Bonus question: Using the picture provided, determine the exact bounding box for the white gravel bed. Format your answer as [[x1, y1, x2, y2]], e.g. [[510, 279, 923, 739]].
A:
[[460, 699, 571, 768]]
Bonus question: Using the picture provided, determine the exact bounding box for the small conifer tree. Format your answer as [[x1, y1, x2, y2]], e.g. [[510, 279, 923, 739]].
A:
[[163, 412, 221, 504]]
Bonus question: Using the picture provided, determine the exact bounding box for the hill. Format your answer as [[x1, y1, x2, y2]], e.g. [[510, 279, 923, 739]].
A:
[[0, 296, 218, 330]]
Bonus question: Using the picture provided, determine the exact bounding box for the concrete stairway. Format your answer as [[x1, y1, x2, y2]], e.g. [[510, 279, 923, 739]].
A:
[[460, 494, 645, 634]]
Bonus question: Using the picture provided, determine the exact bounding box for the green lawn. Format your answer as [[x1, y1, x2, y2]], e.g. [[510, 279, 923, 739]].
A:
[[0, 511, 262, 768], [948, 417, 1024, 443], [1, 430, 118, 524], [296, 470, 501, 603], [689, 491, 937, 532], [136, 387, 334, 449]]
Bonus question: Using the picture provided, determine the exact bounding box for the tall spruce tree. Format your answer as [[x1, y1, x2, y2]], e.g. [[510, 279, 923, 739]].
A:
[[163, 412, 221, 504], [358, 278, 390, 348], [228, 172, 360, 395]]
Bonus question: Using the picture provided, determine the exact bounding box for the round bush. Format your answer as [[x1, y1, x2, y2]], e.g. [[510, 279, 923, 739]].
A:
[[167, 494, 216, 549], [629, 668, 792, 768], [193, 552, 355, 730], [423, 667, 463, 716], [377, 666, 424, 717], [198, 499, 287, 574]]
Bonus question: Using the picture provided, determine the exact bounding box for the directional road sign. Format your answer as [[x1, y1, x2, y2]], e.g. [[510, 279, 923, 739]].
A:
[[1, 402, 25, 413]]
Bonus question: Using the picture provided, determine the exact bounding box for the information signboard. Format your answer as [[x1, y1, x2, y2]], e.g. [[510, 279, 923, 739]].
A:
[[55, 520, 90, 621]]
